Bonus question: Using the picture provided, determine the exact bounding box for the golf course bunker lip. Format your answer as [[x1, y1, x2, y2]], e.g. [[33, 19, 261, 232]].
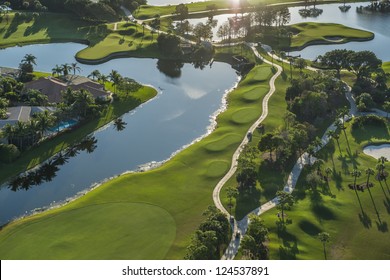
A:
[[324, 36, 344, 42], [363, 144, 390, 160]]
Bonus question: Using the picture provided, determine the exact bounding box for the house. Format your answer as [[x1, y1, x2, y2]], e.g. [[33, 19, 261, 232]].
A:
[[0, 106, 56, 130], [24, 75, 110, 103]]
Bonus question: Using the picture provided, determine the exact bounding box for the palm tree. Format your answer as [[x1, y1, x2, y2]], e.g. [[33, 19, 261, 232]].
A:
[[276, 190, 295, 224], [365, 168, 379, 216], [99, 74, 109, 90], [21, 54, 37, 66], [288, 57, 294, 80], [325, 167, 332, 192], [14, 121, 28, 150], [108, 70, 122, 94], [318, 232, 330, 260], [51, 65, 62, 77], [270, 50, 275, 66], [34, 110, 56, 137], [2, 123, 15, 145], [335, 118, 350, 153], [70, 62, 81, 76], [61, 63, 71, 76], [326, 129, 342, 156], [88, 70, 101, 81]]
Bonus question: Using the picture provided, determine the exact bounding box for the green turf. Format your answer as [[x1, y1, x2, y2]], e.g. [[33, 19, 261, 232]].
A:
[[289, 22, 374, 49], [261, 121, 390, 259], [0, 202, 176, 259], [0, 62, 273, 259]]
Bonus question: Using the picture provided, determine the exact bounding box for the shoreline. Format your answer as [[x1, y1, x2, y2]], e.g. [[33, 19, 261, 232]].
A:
[[0, 77, 240, 227]]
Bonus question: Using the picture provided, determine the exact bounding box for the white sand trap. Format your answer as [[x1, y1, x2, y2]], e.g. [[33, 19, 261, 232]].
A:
[[363, 144, 390, 160]]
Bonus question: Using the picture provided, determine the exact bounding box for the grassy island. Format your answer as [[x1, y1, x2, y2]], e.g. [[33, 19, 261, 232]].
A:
[[288, 22, 374, 50]]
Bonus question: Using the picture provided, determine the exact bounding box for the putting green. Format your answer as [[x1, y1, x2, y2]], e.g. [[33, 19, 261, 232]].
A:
[[0, 203, 176, 259]]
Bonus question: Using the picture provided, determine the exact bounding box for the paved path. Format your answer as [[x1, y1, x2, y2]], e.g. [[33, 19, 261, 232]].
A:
[[217, 45, 384, 260], [211, 44, 282, 259]]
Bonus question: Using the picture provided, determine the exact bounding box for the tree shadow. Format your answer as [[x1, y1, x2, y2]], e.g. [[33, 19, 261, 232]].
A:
[[333, 170, 344, 191], [234, 187, 261, 220], [359, 211, 372, 228], [376, 221, 388, 232], [383, 196, 390, 214], [312, 204, 337, 221], [276, 222, 300, 260]]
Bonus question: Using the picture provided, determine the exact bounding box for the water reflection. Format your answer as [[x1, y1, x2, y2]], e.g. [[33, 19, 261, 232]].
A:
[[157, 59, 184, 78], [113, 118, 127, 131], [8, 136, 98, 192]]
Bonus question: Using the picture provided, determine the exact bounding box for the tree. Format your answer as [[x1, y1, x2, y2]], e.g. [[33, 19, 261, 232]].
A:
[[61, 63, 71, 76], [193, 22, 213, 42], [88, 69, 101, 81], [34, 110, 56, 137], [347, 50, 382, 80], [258, 132, 276, 160], [318, 232, 330, 260], [108, 70, 122, 93], [175, 3, 188, 22], [21, 54, 37, 67], [320, 49, 353, 79], [383, 101, 390, 118], [51, 64, 62, 77], [365, 168, 379, 216], [70, 62, 81, 75], [294, 58, 307, 74], [376, 156, 388, 180], [240, 214, 269, 259], [276, 190, 294, 223], [226, 186, 239, 215], [157, 33, 181, 56], [117, 77, 142, 96]]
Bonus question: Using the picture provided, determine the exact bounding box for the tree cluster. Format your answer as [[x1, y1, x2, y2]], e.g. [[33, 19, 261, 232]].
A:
[[157, 33, 182, 57], [185, 206, 230, 260], [240, 214, 269, 259], [7, 0, 133, 22], [285, 71, 346, 124]]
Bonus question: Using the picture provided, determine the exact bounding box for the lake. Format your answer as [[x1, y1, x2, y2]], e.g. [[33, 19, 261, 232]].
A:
[[0, 43, 238, 225]]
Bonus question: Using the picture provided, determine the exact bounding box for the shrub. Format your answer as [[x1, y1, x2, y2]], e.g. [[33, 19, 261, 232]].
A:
[[352, 115, 387, 130], [0, 144, 20, 163]]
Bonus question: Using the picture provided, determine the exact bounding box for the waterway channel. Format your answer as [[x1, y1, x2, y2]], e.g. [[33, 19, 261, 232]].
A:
[[0, 43, 238, 225]]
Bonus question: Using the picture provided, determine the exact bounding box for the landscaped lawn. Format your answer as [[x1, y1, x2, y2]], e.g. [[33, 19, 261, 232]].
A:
[[0, 202, 176, 259], [0, 57, 273, 259], [261, 120, 390, 259], [289, 22, 374, 49]]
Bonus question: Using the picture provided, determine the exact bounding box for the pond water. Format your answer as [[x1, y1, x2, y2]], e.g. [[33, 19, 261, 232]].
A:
[[148, 0, 205, 5], [0, 43, 238, 225], [288, 2, 390, 61], [180, 2, 390, 61], [363, 144, 390, 160]]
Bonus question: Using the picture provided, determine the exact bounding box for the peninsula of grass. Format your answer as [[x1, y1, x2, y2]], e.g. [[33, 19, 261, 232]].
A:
[[0, 12, 159, 63], [288, 22, 374, 50], [261, 120, 390, 259], [0, 82, 157, 185], [0, 61, 273, 259]]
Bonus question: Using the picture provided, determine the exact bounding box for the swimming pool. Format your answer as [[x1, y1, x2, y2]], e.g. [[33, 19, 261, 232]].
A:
[[49, 119, 78, 132]]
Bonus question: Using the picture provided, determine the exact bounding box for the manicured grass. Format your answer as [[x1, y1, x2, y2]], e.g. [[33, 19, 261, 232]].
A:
[[75, 22, 159, 62], [0, 85, 157, 185], [261, 121, 390, 259], [0, 60, 273, 259], [289, 22, 374, 50], [0, 202, 176, 259], [0, 12, 104, 48]]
